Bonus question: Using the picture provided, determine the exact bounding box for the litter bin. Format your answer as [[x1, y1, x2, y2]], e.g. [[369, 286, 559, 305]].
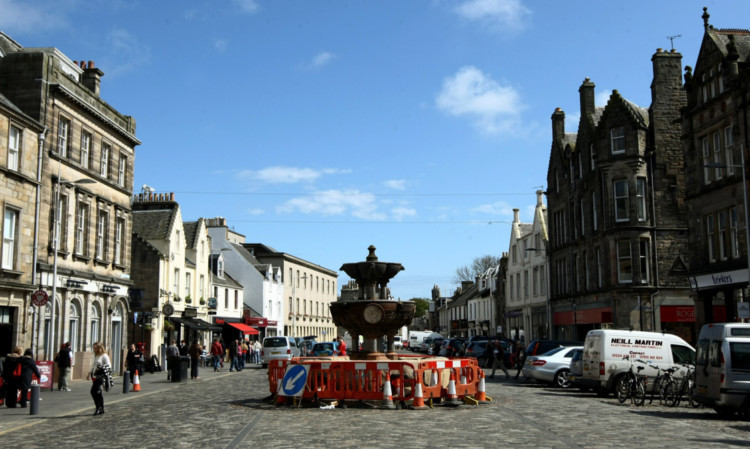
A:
[[169, 356, 189, 382]]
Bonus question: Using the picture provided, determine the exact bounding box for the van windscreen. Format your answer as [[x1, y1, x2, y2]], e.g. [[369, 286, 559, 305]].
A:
[[264, 338, 287, 348]]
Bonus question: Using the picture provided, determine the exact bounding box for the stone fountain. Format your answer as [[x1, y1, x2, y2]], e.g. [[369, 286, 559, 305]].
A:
[[330, 245, 415, 360]]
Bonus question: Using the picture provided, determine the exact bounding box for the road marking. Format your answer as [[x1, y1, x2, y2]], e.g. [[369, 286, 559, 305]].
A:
[[224, 411, 264, 449]]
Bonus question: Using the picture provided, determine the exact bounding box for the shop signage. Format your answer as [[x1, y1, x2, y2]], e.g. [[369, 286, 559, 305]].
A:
[[690, 269, 749, 290], [31, 289, 48, 307]]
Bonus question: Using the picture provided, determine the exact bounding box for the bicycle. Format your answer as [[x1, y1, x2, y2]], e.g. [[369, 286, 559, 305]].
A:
[[670, 363, 701, 408], [616, 356, 647, 406], [647, 365, 679, 406]]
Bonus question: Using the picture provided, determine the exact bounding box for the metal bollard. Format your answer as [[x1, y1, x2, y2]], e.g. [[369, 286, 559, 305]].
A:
[[29, 384, 40, 415], [123, 370, 130, 394]]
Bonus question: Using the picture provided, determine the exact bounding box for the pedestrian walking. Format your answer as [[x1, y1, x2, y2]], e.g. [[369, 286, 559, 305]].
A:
[[166, 340, 180, 380], [179, 340, 188, 356], [1, 346, 22, 407], [337, 336, 347, 356], [240, 340, 248, 370], [488, 340, 509, 379], [210, 338, 223, 372], [87, 342, 112, 415], [228, 339, 240, 372], [512, 341, 526, 380], [17, 349, 41, 408], [252, 340, 262, 364], [55, 342, 73, 391], [188, 340, 202, 379], [126, 343, 144, 384]]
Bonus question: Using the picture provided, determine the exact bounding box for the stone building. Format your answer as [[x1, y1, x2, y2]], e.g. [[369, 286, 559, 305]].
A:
[[0, 32, 139, 374], [0, 91, 44, 357], [683, 8, 750, 330], [131, 194, 219, 360], [243, 243, 337, 340], [546, 49, 693, 342], [504, 191, 549, 342]]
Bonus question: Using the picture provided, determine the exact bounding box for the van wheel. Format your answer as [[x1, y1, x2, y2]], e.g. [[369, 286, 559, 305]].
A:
[[714, 406, 736, 419]]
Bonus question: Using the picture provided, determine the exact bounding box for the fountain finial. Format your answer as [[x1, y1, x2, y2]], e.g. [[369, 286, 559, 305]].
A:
[[366, 245, 378, 262]]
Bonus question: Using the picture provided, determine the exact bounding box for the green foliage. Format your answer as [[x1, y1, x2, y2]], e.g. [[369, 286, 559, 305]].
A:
[[410, 298, 430, 318]]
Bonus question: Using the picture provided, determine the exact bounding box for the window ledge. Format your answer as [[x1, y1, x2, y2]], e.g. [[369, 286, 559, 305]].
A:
[[73, 254, 92, 263], [94, 258, 110, 268], [0, 268, 23, 278]]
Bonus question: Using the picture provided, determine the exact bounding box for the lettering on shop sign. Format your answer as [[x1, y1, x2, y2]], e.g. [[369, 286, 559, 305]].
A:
[[711, 274, 733, 285], [610, 338, 663, 346]]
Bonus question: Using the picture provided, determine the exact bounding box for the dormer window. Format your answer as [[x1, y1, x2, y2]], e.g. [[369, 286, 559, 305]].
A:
[[218, 257, 224, 278], [610, 127, 625, 154]]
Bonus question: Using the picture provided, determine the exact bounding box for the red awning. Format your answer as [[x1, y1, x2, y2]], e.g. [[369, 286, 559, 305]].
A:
[[226, 322, 259, 335]]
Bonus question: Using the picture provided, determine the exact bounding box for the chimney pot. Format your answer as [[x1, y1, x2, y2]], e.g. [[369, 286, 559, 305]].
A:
[[88, 61, 95, 69]]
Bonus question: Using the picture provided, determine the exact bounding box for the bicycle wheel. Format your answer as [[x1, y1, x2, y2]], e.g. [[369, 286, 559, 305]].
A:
[[633, 378, 646, 406], [616, 376, 629, 403], [663, 380, 679, 407], [688, 379, 701, 408]]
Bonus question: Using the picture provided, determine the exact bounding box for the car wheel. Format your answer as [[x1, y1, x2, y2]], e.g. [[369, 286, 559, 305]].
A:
[[554, 369, 571, 388]]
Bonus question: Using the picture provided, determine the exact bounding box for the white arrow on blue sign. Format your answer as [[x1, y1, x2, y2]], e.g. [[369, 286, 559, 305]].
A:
[[280, 364, 310, 397]]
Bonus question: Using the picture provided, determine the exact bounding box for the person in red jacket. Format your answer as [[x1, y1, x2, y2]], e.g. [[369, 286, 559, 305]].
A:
[[337, 336, 347, 356], [210, 338, 223, 372]]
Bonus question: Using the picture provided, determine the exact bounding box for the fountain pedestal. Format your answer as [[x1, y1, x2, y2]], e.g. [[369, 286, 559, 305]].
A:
[[331, 246, 415, 360]]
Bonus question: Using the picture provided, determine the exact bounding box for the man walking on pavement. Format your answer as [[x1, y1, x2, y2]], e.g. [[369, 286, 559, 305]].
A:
[[488, 340, 510, 379], [211, 338, 223, 372]]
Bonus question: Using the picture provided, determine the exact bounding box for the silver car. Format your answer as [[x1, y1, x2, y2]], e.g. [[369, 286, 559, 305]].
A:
[[522, 346, 583, 388]]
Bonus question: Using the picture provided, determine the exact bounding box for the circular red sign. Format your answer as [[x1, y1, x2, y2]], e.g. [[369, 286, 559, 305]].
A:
[[32, 289, 49, 307]]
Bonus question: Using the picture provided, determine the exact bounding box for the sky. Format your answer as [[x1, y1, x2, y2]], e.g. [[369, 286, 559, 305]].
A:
[[3, 0, 749, 301]]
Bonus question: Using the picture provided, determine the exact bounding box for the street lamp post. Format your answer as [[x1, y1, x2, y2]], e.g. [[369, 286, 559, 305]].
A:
[[706, 148, 750, 321], [49, 176, 95, 361]]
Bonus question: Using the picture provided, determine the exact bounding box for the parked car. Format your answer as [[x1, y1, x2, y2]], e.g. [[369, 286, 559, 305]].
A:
[[429, 338, 444, 355], [310, 341, 339, 356], [299, 340, 316, 356], [465, 340, 490, 367], [439, 338, 466, 357], [393, 336, 403, 349], [261, 336, 301, 368], [525, 340, 582, 358], [522, 346, 583, 388]]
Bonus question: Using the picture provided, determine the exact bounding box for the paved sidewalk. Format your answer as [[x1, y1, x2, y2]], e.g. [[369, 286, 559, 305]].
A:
[[0, 362, 262, 435]]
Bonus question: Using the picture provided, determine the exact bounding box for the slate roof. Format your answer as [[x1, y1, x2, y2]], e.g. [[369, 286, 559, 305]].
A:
[[183, 219, 203, 250], [709, 27, 750, 61], [132, 209, 177, 240]]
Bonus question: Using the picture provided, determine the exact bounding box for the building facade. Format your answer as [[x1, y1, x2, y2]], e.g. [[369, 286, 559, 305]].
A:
[[504, 191, 549, 342], [0, 33, 139, 374], [683, 8, 750, 332], [131, 194, 218, 359], [243, 243, 337, 340], [546, 49, 693, 342]]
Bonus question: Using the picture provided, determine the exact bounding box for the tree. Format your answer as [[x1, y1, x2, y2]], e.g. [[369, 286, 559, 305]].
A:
[[452, 255, 500, 284], [410, 298, 429, 318]]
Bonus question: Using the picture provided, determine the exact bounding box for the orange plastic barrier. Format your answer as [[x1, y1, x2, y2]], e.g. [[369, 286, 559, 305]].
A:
[[268, 356, 482, 406]]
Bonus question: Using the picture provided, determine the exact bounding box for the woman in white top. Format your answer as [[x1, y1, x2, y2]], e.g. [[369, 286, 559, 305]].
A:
[[86, 342, 111, 415]]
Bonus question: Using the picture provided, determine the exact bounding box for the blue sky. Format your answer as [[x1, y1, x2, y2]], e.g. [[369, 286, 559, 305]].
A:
[[3, 0, 749, 300]]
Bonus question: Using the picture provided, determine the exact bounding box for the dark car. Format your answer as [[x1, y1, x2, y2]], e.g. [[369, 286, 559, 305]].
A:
[[525, 340, 583, 358], [438, 338, 465, 357], [465, 340, 490, 367]]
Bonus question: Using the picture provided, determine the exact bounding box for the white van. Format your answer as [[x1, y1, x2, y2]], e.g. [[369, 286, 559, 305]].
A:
[[694, 323, 750, 417], [579, 329, 695, 395], [261, 336, 300, 368]]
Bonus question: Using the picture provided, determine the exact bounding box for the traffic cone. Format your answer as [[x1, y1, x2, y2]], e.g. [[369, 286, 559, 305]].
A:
[[381, 372, 396, 409], [132, 370, 141, 392], [430, 369, 438, 387], [443, 371, 461, 407], [410, 380, 429, 410], [474, 370, 491, 404], [391, 375, 401, 399]]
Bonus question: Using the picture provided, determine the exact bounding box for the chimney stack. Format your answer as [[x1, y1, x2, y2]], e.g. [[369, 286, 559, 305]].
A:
[[81, 61, 103, 96]]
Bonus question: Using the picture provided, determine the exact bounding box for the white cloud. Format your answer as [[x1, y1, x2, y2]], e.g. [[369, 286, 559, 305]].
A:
[[237, 166, 350, 184], [214, 39, 229, 53], [233, 0, 260, 14], [0, 0, 68, 34], [392, 206, 417, 220], [383, 179, 407, 190], [277, 190, 386, 220], [436, 66, 524, 135], [596, 90, 613, 107], [453, 0, 531, 32], [99, 29, 151, 78], [248, 208, 265, 216], [306, 51, 336, 69], [471, 200, 514, 216]]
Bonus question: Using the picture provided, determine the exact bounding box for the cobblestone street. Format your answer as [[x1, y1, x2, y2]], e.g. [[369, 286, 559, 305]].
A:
[[1, 365, 749, 448]]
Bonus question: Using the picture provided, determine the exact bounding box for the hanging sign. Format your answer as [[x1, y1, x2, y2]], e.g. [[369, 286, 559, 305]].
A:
[[31, 289, 49, 307]]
